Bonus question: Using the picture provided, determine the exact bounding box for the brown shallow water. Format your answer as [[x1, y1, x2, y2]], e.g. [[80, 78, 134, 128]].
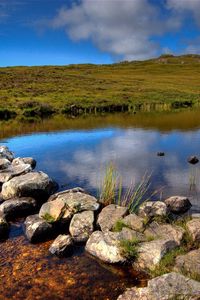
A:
[[0, 222, 147, 300]]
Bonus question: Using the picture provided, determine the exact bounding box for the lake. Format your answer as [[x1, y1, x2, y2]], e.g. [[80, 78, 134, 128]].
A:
[[1, 109, 200, 299]]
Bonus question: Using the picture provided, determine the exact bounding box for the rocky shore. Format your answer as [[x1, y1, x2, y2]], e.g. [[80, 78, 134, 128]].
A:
[[1, 145, 200, 299]]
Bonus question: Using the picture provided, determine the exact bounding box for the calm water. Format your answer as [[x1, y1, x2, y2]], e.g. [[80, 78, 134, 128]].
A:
[[1, 110, 200, 300]]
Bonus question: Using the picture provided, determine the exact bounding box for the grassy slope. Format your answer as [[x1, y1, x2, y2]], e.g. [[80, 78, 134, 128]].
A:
[[0, 54, 200, 115]]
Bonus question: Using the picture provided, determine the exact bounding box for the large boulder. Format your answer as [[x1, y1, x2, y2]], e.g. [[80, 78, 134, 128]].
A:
[[1, 171, 58, 200], [0, 215, 9, 239], [186, 218, 200, 243], [24, 214, 54, 243], [144, 222, 185, 246], [138, 201, 168, 218], [69, 210, 94, 242], [174, 249, 200, 278], [12, 157, 36, 169], [49, 234, 73, 257], [133, 239, 177, 271], [0, 162, 32, 184], [97, 204, 128, 232], [48, 190, 99, 213], [164, 196, 192, 214], [117, 272, 200, 300], [122, 213, 144, 232], [39, 199, 66, 223], [0, 146, 14, 161], [86, 230, 126, 263], [0, 197, 37, 219]]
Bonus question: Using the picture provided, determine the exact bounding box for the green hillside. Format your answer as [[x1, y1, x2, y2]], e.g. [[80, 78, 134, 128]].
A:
[[0, 54, 200, 120]]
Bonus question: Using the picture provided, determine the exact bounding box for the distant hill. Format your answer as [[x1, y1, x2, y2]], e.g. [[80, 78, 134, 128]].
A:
[[0, 54, 200, 120]]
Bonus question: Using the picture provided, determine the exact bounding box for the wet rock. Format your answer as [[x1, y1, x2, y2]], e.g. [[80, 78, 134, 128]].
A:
[[24, 214, 53, 243], [49, 234, 73, 257], [0, 158, 11, 170], [144, 222, 185, 246], [0, 215, 9, 239], [0, 197, 37, 219], [86, 231, 126, 263], [186, 218, 200, 243], [69, 210, 94, 242], [188, 156, 199, 165], [117, 272, 200, 300], [174, 248, 200, 277], [133, 239, 177, 271], [0, 146, 14, 161], [157, 152, 165, 156], [39, 199, 66, 223], [0, 162, 32, 184], [118, 227, 146, 242], [138, 201, 168, 218], [97, 204, 128, 232], [48, 190, 99, 213], [12, 157, 36, 169], [164, 196, 192, 214], [123, 214, 144, 232], [1, 171, 58, 200]]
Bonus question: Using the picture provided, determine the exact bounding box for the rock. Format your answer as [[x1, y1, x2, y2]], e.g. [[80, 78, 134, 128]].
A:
[[157, 152, 165, 156], [188, 156, 199, 165], [138, 201, 168, 218], [69, 211, 94, 242], [39, 199, 66, 223], [0, 197, 37, 219], [0, 158, 11, 170], [0, 162, 32, 184], [48, 190, 99, 213], [12, 157, 36, 169], [123, 214, 144, 232], [118, 227, 146, 242], [117, 272, 200, 300], [86, 231, 126, 263], [144, 222, 185, 246], [164, 196, 192, 214], [0, 215, 9, 239], [191, 213, 200, 219], [48, 187, 87, 201], [49, 234, 73, 257], [133, 239, 177, 271], [0, 146, 14, 161], [174, 248, 200, 277], [186, 218, 200, 243], [1, 171, 58, 200], [97, 204, 128, 232], [24, 214, 53, 243]]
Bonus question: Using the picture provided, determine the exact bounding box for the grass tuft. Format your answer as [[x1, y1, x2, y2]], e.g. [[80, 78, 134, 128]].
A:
[[120, 237, 140, 260]]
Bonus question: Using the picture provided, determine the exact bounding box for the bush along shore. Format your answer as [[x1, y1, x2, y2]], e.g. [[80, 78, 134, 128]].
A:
[[1, 145, 200, 299]]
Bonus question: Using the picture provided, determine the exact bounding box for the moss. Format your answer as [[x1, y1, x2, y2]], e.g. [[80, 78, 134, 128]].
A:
[[112, 220, 130, 232], [43, 213, 56, 223], [120, 237, 140, 260]]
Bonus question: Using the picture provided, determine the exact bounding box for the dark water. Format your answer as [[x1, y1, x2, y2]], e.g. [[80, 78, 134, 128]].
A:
[[1, 110, 200, 299]]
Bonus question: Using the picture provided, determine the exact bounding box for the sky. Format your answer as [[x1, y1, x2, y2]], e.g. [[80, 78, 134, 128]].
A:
[[0, 0, 200, 66]]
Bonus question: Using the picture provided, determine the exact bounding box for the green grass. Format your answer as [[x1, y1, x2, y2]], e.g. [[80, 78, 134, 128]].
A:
[[113, 219, 131, 232], [120, 237, 140, 260], [42, 213, 56, 223], [1, 54, 200, 120]]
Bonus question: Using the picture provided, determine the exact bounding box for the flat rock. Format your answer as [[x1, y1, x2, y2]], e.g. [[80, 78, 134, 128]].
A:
[[0, 197, 37, 219], [86, 230, 126, 263], [1, 171, 58, 200], [0, 158, 11, 170], [69, 210, 94, 242], [39, 199, 66, 223], [186, 218, 200, 243], [97, 204, 128, 232], [164, 196, 192, 214], [24, 214, 53, 243], [123, 214, 144, 232], [48, 187, 87, 201], [144, 222, 185, 246], [49, 234, 73, 257], [0, 146, 14, 161], [0, 162, 32, 184], [133, 239, 177, 271], [48, 190, 99, 213], [117, 272, 200, 300], [0, 215, 9, 239], [12, 157, 36, 169], [138, 201, 168, 218], [174, 248, 200, 277]]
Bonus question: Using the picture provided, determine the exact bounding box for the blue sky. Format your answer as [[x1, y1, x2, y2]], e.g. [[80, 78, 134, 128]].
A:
[[0, 0, 200, 66]]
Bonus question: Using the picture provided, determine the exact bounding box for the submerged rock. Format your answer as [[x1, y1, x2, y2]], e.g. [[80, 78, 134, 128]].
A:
[[0, 215, 9, 239], [174, 248, 200, 278], [186, 218, 200, 243], [188, 156, 199, 165], [138, 201, 168, 218], [0, 146, 14, 161], [117, 272, 200, 300], [39, 198, 66, 223], [0, 197, 37, 219], [24, 214, 53, 243], [122, 213, 144, 232], [157, 152, 165, 156], [1, 171, 58, 200], [69, 210, 94, 242], [49, 234, 73, 257], [164, 196, 192, 214], [86, 230, 126, 263], [97, 204, 128, 232]]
